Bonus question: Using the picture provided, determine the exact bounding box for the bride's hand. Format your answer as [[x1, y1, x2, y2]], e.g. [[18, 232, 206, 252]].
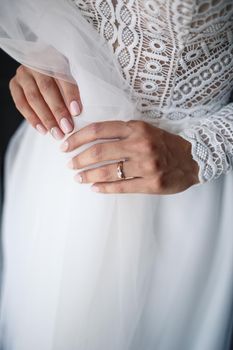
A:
[[9, 65, 82, 140], [61, 120, 200, 194]]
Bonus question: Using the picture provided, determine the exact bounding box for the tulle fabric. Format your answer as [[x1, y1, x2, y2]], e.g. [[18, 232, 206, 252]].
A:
[[0, 0, 109, 78], [0, 0, 133, 109], [1, 115, 233, 350], [0, 1, 233, 349]]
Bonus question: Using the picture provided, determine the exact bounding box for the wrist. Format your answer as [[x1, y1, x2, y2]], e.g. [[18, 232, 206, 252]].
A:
[[176, 135, 200, 186]]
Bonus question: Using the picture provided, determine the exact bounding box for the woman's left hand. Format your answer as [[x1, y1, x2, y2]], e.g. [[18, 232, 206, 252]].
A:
[[61, 120, 200, 194]]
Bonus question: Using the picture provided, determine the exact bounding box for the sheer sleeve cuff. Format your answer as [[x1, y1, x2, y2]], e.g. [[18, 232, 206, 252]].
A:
[[179, 103, 233, 183]]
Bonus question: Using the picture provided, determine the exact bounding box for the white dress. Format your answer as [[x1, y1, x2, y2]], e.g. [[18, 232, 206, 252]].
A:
[[0, 0, 233, 349]]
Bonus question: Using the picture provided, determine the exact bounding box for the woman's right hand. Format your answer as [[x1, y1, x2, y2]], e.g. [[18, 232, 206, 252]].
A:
[[9, 65, 82, 140]]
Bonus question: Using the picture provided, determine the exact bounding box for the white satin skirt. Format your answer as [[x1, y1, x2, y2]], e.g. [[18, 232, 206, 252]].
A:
[[0, 106, 233, 350]]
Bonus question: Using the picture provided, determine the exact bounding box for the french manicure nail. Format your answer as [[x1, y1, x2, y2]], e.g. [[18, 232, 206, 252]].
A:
[[50, 127, 64, 140], [67, 160, 74, 169], [70, 100, 81, 116], [60, 117, 73, 134], [36, 124, 47, 135], [91, 186, 100, 193], [60, 141, 69, 152]]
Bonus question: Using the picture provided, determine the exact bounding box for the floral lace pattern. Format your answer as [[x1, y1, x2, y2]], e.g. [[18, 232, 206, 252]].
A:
[[71, 0, 233, 183], [181, 103, 233, 182]]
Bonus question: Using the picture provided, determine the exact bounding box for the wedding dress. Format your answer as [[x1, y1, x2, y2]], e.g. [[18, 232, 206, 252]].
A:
[[0, 0, 233, 349]]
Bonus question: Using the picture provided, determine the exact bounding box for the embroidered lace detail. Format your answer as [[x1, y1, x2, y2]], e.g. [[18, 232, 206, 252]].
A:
[[180, 103, 233, 182], [71, 0, 233, 182], [170, 0, 233, 121], [72, 0, 117, 45]]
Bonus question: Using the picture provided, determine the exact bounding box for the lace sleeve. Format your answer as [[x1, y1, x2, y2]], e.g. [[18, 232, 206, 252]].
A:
[[180, 100, 233, 183]]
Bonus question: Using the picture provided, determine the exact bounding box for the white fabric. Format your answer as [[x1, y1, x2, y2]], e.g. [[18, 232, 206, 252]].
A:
[[71, 0, 233, 183], [0, 0, 233, 349]]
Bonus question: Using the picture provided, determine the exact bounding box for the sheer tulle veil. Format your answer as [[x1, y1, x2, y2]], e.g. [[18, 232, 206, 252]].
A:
[[0, 0, 137, 118]]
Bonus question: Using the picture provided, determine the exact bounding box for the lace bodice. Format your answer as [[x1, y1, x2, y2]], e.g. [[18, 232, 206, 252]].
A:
[[71, 0, 233, 183]]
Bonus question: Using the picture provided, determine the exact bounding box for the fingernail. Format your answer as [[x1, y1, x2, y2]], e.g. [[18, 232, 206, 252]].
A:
[[60, 117, 73, 134], [75, 174, 83, 183], [50, 127, 64, 140], [60, 141, 69, 152], [36, 124, 47, 135], [67, 160, 74, 169], [91, 186, 100, 193], [70, 100, 81, 116]]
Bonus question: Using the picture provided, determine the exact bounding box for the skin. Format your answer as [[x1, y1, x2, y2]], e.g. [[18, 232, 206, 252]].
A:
[[10, 66, 200, 194], [9, 65, 82, 138]]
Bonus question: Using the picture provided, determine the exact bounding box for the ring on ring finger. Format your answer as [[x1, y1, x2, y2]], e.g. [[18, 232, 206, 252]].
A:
[[75, 160, 136, 184]]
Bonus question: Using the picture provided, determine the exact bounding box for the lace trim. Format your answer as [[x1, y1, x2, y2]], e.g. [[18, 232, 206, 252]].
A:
[[180, 103, 233, 182]]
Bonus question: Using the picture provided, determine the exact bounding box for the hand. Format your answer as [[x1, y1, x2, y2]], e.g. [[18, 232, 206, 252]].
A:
[[9, 65, 82, 140], [61, 120, 200, 194]]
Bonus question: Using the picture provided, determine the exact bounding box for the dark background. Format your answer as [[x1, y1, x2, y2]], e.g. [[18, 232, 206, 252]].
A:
[[0, 49, 21, 327], [0, 50, 21, 156], [0, 50, 21, 198]]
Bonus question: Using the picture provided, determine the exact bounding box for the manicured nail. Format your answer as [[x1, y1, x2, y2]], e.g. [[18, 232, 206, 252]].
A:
[[50, 127, 64, 140], [67, 160, 74, 169], [36, 124, 47, 135], [75, 174, 83, 183], [70, 100, 81, 116], [60, 141, 69, 152], [91, 186, 100, 193], [60, 117, 73, 134]]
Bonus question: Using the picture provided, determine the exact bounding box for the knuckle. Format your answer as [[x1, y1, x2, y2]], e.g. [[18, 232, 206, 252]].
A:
[[145, 160, 157, 173], [14, 97, 26, 112], [140, 139, 155, 154], [38, 78, 54, 93], [26, 89, 39, 103], [126, 120, 137, 129], [98, 166, 111, 180], [91, 143, 102, 160], [54, 106, 68, 117], [73, 157, 82, 169], [16, 65, 25, 77], [41, 115, 54, 125], [90, 122, 102, 137], [137, 121, 149, 133], [146, 158, 162, 173]]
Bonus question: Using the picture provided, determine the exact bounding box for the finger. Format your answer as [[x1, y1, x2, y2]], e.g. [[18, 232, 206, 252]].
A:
[[56, 78, 82, 117], [9, 78, 47, 135], [61, 121, 131, 152], [34, 72, 74, 134], [19, 73, 64, 140], [91, 177, 149, 194], [92, 174, 180, 195], [67, 140, 129, 170], [75, 160, 141, 184]]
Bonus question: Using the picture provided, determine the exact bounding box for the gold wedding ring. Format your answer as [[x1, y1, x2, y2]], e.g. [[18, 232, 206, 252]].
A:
[[117, 161, 126, 180]]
